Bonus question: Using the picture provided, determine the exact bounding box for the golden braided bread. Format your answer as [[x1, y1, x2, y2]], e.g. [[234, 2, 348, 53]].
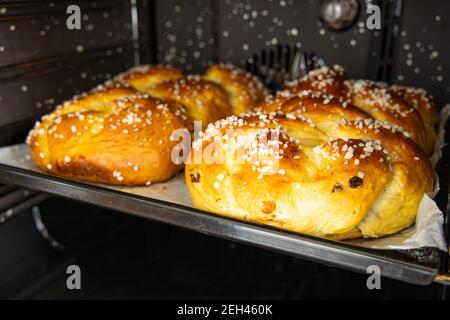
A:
[[344, 80, 428, 154], [389, 84, 437, 155], [113, 64, 183, 92], [28, 64, 265, 185], [283, 65, 437, 155], [285, 64, 347, 97], [114, 64, 268, 125], [145, 75, 233, 126], [27, 85, 192, 185], [186, 97, 434, 238], [117, 64, 266, 125], [204, 64, 268, 115]]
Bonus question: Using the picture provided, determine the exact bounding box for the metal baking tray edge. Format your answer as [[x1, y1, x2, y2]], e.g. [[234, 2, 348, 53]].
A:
[[0, 161, 439, 285]]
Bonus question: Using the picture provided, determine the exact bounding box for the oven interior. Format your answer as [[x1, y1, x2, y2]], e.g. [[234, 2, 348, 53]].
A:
[[0, 0, 449, 299]]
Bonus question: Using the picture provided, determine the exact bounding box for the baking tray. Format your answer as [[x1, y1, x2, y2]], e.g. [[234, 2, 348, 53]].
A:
[[0, 142, 448, 286]]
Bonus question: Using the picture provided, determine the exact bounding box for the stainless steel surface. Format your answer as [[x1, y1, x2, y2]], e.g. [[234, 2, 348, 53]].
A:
[[245, 46, 326, 91], [320, 0, 360, 31], [0, 188, 32, 212], [0, 184, 16, 196], [290, 51, 308, 81], [0, 144, 441, 285], [0, 193, 50, 224], [0, 182, 50, 224], [289, 51, 327, 81], [32, 205, 66, 250], [130, 0, 141, 66]]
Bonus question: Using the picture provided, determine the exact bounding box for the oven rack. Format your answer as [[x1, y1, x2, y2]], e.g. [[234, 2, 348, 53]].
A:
[[0, 141, 448, 286]]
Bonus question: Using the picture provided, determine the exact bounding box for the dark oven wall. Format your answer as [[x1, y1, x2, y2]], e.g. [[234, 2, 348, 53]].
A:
[[0, 0, 152, 146], [392, 1, 450, 108], [154, 0, 376, 77], [155, 0, 380, 77], [154, 0, 450, 107]]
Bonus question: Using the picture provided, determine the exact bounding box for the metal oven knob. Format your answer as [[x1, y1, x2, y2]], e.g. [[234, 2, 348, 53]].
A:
[[320, 0, 360, 31]]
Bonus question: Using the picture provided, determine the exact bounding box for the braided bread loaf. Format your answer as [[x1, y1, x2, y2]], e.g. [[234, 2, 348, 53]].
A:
[[204, 64, 268, 115], [145, 75, 233, 126], [27, 85, 192, 185], [27, 64, 264, 185], [183, 65, 436, 238], [117, 64, 266, 124], [185, 106, 434, 238]]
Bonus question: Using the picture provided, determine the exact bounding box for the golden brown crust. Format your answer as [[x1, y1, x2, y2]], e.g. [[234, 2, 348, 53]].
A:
[[145, 75, 233, 126], [28, 88, 192, 185], [113, 65, 184, 92], [285, 65, 347, 97], [204, 64, 268, 115], [344, 80, 428, 154], [257, 91, 294, 112], [185, 108, 433, 239], [283, 65, 437, 155], [389, 84, 437, 153], [389, 85, 436, 124], [259, 91, 372, 125], [330, 118, 433, 237]]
